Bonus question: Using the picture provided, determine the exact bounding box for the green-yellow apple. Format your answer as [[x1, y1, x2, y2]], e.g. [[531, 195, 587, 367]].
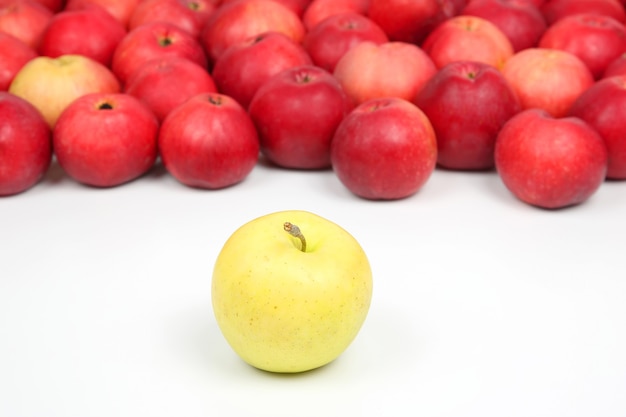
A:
[[8, 54, 120, 127], [212, 210, 373, 373]]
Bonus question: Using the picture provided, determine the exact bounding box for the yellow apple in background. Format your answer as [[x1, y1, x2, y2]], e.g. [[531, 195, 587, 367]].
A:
[[212, 210, 373, 373], [8, 54, 120, 128]]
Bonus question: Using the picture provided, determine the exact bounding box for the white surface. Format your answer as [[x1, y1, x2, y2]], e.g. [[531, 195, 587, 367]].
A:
[[1, 159, 626, 417]]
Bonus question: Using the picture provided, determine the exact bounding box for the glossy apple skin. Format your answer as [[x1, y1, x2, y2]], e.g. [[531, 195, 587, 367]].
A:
[[603, 52, 626, 77], [415, 61, 522, 170], [422, 15, 514, 69], [333, 41, 437, 106], [9, 54, 121, 128], [540, 0, 626, 25], [0, 0, 53, 49], [302, 0, 369, 30], [111, 21, 208, 86], [249, 65, 352, 169], [495, 109, 608, 209], [200, 0, 306, 63], [0, 92, 52, 196], [211, 31, 312, 109], [53, 93, 159, 187], [569, 76, 626, 179], [461, 0, 547, 52], [303, 12, 389, 73], [64, 0, 141, 28], [367, 0, 464, 45], [158, 93, 260, 189], [38, 7, 127, 67], [538, 13, 626, 79], [125, 56, 217, 122], [128, 0, 217, 38], [0, 32, 37, 91], [501, 48, 594, 117], [331, 97, 437, 200]]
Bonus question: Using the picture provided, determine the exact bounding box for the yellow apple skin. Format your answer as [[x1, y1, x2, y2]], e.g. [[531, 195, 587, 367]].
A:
[[212, 210, 373, 373], [8, 54, 120, 128]]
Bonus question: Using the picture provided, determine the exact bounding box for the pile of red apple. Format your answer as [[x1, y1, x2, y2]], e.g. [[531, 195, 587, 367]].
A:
[[1, 0, 626, 209]]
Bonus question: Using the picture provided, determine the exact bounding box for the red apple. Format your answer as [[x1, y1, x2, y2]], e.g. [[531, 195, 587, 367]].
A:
[[53, 93, 159, 187], [128, 0, 217, 38], [0, 32, 37, 91], [222, 0, 312, 16], [302, 0, 369, 30], [158, 93, 260, 189], [38, 7, 127, 67], [461, 0, 548, 52], [303, 12, 389, 72], [540, 0, 626, 25], [333, 41, 437, 106], [538, 13, 626, 79], [495, 108, 608, 209], [367, 0, 464, 45], [64, 0, 141, 28], [0, 0, 53, 49], [211, 31, 312, 109], [330, 97, 437, 200], [31, 0, 64, 12], [603, 52, 626, 77], [569, 75, 626, 180], [501, 47, 594, 117], [422, 15, 514, 69], [200, 0, 306, 63], [125, 56, 218, 122], [248, 65, 352, 169], [414, 61, 522, 170], [111, 21, 208, 86], [9, 54, 121, 127], [0, 91, 52, 196]]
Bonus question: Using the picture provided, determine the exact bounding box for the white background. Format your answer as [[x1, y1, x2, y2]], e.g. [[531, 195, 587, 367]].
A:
[[1, 158, 625, 417]]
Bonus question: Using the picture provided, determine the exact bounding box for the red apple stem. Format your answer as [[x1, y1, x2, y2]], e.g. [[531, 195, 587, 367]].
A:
[[284, 222, 306, 252]]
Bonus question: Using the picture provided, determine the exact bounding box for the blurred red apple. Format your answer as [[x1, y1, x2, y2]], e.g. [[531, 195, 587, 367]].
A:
[[31, 0, 64, 12], [200, 0, 306, 63], [422, 15, 514, 69], [38, 7, 127, 67], [125, 56, 218, 122], [302, 0, 369, 30], [461, 0, 547, 51], [9, 54, 120, 127], [249, 65, 352, 169], [64, 0, 141, 28], [53, 93, 159, 187], [0, 91, 52, 196], [128, 0, 217, 38], [495, 108, 608, 209], [333, 41, 437, 106], [331, 97, 437, 200], [158, 93, 260, 189], [603, 52, 626, 77], [415, 61, 522, 170], [0, 0, 53, 49], [538, 13, 626, 79], [303, 12, 389, 72], [222, 0, 312, 16], [0, 32, 37, 91], [501, 47, 594, 117], [569, 75, 626, 179], [211, 31, 312, 109], [540, 0, 626, 25], [111, 21, 208, 86]]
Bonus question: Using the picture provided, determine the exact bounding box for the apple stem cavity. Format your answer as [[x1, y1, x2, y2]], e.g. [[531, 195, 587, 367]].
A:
[[284, 222, 306, 252]]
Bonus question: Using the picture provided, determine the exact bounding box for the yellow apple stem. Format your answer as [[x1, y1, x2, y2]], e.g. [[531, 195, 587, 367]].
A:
[[283, 222, 306, 252]]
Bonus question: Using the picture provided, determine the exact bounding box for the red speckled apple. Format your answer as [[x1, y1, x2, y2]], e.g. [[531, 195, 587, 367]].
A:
[[249, 65, 352, 170], [569, 75, 626, 180], [501, 47, 594, 117], [158, 93, 260, 189], [0, 32, 37, 91], [0, 0, 53, 49], [0, 92, 52, 196], [415, 61, 522, 170], [495, 109, 608, 209], [53, 93, 159, 187], [333, 41, 437, 106], [331, 97, 437, 200]]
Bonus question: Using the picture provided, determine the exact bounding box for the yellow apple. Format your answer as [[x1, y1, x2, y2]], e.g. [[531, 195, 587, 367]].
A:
[[212, 210, 373, 373], [8, 54, 120, 128]]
